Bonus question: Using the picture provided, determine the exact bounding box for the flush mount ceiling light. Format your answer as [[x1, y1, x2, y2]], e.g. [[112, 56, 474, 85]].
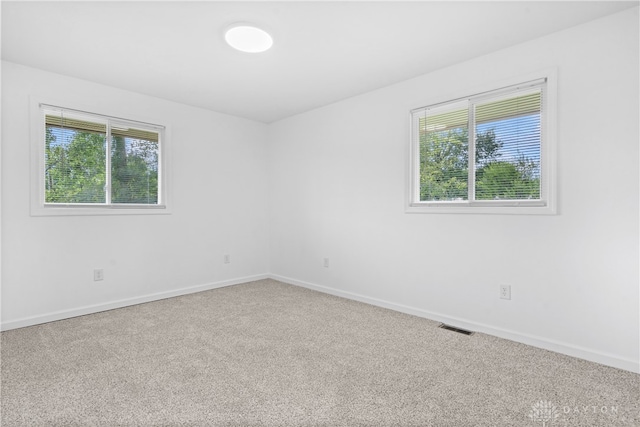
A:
[[224, 24, 273, 53]]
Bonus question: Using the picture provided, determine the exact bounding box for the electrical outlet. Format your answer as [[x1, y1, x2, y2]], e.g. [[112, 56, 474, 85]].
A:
[[224, 254, 231, 264], [500, 285, 511, 300], [93, 269, 104, 281], [323, 258, 329, 268]]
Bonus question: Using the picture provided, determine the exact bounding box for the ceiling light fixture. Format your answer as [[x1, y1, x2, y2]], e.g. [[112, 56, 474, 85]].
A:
[[224, 24, 273, 53]]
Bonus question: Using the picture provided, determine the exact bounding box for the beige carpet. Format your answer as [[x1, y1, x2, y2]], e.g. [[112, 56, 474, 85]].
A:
[[1, 279, 638, 426]]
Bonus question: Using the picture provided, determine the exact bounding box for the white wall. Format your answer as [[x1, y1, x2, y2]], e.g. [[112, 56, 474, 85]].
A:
[[267, 8, 639, 372], [1, 61, 270, 328]]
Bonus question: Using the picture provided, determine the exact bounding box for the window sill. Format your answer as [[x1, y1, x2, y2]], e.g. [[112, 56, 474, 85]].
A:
[[406, 202, 556, 215], [31, 204, 171, 217]]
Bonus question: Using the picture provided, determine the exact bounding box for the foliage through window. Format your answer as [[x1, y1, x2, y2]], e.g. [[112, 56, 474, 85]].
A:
[[42, 106, 164, 207], [409, 79, 550, 211]]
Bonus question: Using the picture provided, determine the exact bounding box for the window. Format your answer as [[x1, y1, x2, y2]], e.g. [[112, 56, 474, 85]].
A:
[[32, 102, 168, 215], [408, 77, 555, 214]]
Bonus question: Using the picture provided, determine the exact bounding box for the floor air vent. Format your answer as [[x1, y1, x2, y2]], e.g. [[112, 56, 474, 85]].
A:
[[438, 323, 474, 336]]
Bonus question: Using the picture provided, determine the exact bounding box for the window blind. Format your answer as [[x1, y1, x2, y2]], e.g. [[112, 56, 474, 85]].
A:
[[42, 105, 162, 206], [473, 88, 542, 201], [45, 111, 159, 142], [411, 78, 545, 205]]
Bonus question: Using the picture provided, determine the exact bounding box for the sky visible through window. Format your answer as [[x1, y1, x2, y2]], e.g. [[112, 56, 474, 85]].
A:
[[477, 113, 541, 177]]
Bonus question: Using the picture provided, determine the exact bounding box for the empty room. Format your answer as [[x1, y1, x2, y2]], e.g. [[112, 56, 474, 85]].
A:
[[1, 1, 639, 426]]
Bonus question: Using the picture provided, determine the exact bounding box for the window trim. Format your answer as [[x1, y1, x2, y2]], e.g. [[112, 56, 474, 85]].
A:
[[406, 70, 557, 215], [30, 97, 172, 216]]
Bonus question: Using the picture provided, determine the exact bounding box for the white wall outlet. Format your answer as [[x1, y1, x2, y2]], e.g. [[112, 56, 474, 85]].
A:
[[323, 258, 329, 268], [500, 285, 511, 300], [224, 254, 231, 264], [93, 269, 104, 281]]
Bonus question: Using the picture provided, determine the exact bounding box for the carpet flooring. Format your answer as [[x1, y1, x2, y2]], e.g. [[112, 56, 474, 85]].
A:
[[1, 279, 639, 426]]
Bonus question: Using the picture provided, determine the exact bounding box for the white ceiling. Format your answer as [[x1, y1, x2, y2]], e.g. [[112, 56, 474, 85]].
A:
[[2, 1, 637, 123]]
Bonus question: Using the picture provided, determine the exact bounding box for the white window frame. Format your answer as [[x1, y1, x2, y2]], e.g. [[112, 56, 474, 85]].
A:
[[407, 70, 557, 215], [30, 97, 172, 216]]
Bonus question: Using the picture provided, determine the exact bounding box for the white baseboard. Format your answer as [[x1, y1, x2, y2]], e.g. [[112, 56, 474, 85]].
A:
[[270, 274, 640, 374], [0, 273, 269, 332]]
